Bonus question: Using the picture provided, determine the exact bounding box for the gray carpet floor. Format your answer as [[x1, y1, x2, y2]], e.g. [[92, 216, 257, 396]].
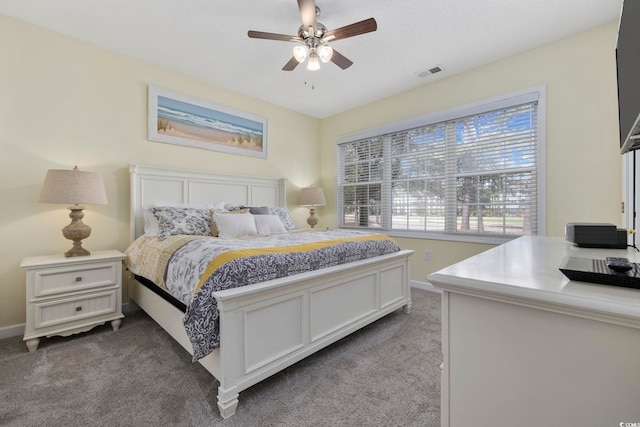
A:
[[0, 289, 441, 427]]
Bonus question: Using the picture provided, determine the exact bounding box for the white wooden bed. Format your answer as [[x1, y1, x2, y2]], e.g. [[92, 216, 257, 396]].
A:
[[127, 164, 413, 419]]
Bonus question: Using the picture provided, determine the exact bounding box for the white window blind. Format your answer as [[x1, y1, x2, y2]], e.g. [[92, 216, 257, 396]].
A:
[[336, 91, 542, 240]]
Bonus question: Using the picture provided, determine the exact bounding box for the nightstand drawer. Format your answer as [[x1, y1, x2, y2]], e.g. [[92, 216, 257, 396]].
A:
[[34, 262, 118, 297], [34, 290, 117, 329]]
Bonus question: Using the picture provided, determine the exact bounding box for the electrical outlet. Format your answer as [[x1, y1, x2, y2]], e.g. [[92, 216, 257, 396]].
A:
[[423, 250, 431, 261]]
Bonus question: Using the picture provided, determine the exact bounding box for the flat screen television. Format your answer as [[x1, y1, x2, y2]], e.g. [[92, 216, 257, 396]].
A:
[[617, 0, 640, 153]]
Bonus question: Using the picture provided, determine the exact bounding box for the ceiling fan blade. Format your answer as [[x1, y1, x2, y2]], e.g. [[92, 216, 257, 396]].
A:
[[297, 0, 317, 34], [330, 49, 353, 70], [323, 18, 377, 42], [248, 30, 300, 42], [282, 57, 300, 71]]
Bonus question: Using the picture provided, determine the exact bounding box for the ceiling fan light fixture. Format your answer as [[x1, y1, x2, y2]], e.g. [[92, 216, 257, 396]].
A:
[[293, 44, 309, 63], [306, 51, 320, 71], [248, 2, 378, 72], [318, 44, 333, 63]]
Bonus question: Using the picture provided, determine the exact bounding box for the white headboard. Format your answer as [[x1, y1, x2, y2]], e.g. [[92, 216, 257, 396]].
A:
[[129, 164, 287, 241]]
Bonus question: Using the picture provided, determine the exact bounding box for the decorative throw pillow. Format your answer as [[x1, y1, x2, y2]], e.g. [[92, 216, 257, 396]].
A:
[[143, 202, 224, 236], [240, 205, 271, 215], [270, 207, 298, 230], [211, 208, 250, 237], [150, 206, 212, 240], [224, 203, 243, 211], [254, 214, 287, 234], [213, 212, 258, 239]]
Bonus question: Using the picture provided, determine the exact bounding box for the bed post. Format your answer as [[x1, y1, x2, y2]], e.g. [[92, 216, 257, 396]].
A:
[[216, 391, 239, 419]]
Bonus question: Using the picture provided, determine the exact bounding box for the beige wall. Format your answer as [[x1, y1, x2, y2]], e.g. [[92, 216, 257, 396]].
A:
[[0, 14, 320, 329], [320, 22, 622, 283], [0, 15, 623, 331]]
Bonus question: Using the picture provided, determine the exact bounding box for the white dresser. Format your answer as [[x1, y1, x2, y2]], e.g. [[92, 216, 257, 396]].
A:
[[428, 236, 640, 427], [20, 250, 126, 352]]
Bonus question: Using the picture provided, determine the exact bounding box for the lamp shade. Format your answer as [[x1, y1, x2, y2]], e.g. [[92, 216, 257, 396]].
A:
[[299, 187, 326, 207], [318, 44, 333, 63], [293, 44, 309, 63], [39, 166, 108, 205], [306, 52, 320, 71]]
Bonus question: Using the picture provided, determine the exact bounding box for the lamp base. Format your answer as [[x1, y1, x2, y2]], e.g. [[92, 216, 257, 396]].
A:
[[62, 206, 92, 257], [65, 242, 90, 257], [306, 207, 319, 228]]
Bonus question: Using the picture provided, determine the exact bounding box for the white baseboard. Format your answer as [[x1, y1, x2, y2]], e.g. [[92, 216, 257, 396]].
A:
[[411, 280, 442, 293], [0, 323, 24, 340]]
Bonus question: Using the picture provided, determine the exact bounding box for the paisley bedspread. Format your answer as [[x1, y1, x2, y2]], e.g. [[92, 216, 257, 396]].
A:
[[126, 229, 400, 361]]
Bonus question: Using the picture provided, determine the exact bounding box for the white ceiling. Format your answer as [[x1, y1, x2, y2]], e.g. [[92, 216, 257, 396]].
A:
[[0, 0, 623, 118]]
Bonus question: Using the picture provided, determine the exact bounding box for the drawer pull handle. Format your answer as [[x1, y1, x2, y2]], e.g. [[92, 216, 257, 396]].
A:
[[75, 306, 82, 312], [75, 277, 82, 282]]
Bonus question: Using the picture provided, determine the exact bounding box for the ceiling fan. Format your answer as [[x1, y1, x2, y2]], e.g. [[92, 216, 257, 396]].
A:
[[248, 0, 377, 71]]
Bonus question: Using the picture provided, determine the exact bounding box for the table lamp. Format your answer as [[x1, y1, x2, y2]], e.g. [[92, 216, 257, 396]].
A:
[[299, 187, 326, 228], [38, 166, 108, 257]]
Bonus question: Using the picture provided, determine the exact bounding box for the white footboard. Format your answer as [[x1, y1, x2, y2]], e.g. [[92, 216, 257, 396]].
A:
[[130, 249, 412, 419], [213, 249, 413, 418]]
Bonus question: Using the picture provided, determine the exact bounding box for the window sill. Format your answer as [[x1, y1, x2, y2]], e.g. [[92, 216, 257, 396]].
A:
[[340, 227, 521, 245]]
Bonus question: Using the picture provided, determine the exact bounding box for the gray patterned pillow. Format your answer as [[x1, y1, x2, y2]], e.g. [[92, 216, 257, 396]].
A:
[[269, 207, 298, 230], [150, 206, 212, 240], [240, 205, 270, 215]]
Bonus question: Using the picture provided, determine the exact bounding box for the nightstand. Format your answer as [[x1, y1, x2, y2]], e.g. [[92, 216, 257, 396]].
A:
[[20, 250, 126, 352]]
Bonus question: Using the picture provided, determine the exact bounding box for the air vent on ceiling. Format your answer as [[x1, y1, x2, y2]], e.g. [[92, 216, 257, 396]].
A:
[[417, 65, 444, 78]]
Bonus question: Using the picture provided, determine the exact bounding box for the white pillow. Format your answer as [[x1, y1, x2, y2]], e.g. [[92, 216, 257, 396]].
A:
[[213, 212, 258, 239], [143, 208, 161, 236], [254, 214, 287, 234]]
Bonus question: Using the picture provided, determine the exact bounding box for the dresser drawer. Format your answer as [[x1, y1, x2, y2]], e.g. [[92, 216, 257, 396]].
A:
[[34, 290, 117, 329], [33, 261, 118, 297]]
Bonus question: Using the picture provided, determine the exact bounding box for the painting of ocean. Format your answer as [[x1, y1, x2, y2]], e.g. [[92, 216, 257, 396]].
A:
[[148, 86, 267, 158]]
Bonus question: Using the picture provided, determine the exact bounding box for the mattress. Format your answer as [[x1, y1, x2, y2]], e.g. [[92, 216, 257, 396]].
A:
[[126, 229, 401, 359]]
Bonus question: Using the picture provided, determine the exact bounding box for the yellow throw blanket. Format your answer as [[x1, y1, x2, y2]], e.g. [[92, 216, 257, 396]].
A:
[[125, 234, 208, 289]]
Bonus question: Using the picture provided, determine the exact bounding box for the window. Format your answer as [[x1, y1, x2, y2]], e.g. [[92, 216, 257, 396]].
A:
[[336, 88, 545, 243]]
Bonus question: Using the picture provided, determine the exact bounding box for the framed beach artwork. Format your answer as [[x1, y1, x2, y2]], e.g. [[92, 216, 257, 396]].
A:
[[147, 85, 267, 158]]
